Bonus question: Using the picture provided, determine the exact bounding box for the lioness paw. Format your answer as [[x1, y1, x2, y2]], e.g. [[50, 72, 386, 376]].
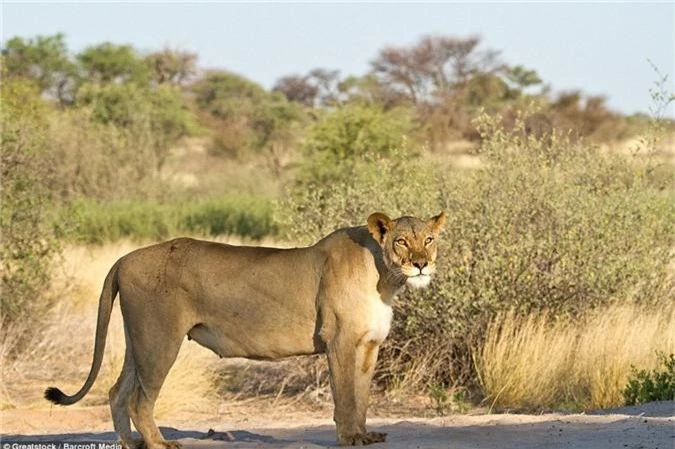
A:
[[134, 440, 182, 449], [364, 432, 387, 444], [161, 442, 183, 449], [338, 431, 387, 446]]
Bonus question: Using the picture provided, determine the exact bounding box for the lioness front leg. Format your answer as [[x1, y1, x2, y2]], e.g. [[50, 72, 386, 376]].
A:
[[326, 333, 386, 446]]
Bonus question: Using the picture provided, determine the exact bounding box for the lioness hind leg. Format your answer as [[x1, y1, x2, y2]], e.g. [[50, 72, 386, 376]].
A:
[[126, 325, 186, 449], [109, 345, 135, 448]]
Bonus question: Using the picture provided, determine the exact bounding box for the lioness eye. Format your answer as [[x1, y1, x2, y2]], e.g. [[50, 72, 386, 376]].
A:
[[424, 236, 434, 245], [395, 238, 408, 247]]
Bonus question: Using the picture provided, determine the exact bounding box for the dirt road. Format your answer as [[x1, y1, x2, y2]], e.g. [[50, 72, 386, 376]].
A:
[[1, 401, 673, 449]]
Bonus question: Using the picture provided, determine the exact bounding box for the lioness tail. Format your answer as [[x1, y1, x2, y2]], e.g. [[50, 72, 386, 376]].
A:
[[44, 260, 121, 405]]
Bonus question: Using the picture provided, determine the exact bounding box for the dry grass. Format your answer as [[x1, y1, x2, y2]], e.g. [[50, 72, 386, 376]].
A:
[[161, 136, 287, 198], [475, 301, 675, 411]]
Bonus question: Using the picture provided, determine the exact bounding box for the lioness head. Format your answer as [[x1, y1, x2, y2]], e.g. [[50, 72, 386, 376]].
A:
[[367, 211, 446, 289]]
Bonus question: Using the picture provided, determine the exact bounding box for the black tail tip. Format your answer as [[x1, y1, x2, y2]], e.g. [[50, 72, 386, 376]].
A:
[[44, 387, 68, 405]]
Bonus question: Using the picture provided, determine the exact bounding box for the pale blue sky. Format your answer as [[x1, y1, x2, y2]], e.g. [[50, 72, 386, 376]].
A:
[[2, 2, 674, 116]]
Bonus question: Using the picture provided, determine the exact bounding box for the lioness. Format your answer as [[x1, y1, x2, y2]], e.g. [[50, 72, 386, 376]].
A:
[[46, 212, 446, 447]]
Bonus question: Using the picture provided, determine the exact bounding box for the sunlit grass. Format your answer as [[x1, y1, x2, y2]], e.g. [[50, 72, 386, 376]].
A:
[[475, 301, 675, 411]]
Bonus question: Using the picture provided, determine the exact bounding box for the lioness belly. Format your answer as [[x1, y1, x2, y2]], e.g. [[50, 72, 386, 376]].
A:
[[188, 314, 321, 360]]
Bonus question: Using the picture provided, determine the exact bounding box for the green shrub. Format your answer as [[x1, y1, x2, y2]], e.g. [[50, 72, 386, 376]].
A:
[[61, 196, 276, 244], [0, 78, 60, 330], [182, 196, 277, 239], [63, 199, 177, 244], [279, 107, 674, 392], [192, 71, 301, 159], [623, 353, 675, 405], [299, 104, 414, 183], [391, 111, 672, 388], [304, 104, 413, 159], [76, 82, 197, 171]]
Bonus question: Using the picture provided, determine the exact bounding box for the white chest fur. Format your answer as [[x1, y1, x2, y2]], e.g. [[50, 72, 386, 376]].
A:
[[363, 293, 393, 344]]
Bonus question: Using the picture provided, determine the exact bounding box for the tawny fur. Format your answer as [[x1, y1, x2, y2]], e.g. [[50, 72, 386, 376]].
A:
[[45, 212, 446, 448]]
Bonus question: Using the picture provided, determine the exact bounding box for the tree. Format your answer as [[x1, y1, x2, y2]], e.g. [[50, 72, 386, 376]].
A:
[[464, 73, 510, 107], [307, 68, 341, 106], [192, 70, 301, 158], [145, 48, 198, 85], [1, 33, 77, 105], [338, 74, 409, 109], [273, 68, 341, 107], [370, 45, 426, 103], [272, 74, 318, 107], [193, 70, 267, 118], [77, 42, 149, 85], [505, 65, 543, 93], [76, 82, 196, 170], [370, 34, 501, 104]]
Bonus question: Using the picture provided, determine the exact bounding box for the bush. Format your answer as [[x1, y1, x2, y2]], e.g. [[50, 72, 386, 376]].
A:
[[76, 82, 197, 171], [61, 196, 276, 244], [192, 71, 301, 159], [393, 111, 672, 388], [182, 196, 277, 240], [47, 108, 160, 201], [299, 104, 414, 183], [304, 104, 413, 159], [623, 353, 675, 405], [279, 107, 674, 394], [0, 78, 60, 330]]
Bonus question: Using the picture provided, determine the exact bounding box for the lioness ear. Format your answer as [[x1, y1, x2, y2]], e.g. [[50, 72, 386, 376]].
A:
[[367, 212, 393, 244], [428, 211, 447, 233]]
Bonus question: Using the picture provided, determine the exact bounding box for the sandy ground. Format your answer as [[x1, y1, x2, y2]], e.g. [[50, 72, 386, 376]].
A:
[[1, 401, 673, 449]]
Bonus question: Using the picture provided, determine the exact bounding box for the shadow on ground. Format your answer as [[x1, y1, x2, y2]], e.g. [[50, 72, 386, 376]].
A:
[[2, 402, 673, 449]]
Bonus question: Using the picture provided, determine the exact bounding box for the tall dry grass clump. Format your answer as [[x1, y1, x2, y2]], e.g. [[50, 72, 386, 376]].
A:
[[476, 301, 675, 411]]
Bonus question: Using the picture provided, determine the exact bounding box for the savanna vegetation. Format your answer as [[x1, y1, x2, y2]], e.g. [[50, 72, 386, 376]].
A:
[[1, 33, 673, 414]]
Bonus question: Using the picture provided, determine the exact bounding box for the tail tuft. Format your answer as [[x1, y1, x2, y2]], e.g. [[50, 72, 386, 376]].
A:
[[44, 387, 68, 405]]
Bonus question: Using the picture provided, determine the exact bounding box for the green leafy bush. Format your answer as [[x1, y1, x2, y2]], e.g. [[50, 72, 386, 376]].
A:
[[390, 111, 672, 387], [76, 82, 197, 170], [192, 71, 301, 158], [61, 196, 276, 244], [299, 104, 414, 183], [182, 196, 277, 239], [304, 104, 413, 160], [0, 78, 60, 330], [279, 106, 674, 392], [623, 353, 675, 405]]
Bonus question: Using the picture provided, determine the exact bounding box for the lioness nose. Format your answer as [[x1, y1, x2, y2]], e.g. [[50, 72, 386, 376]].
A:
[[413, 261, 427, 270]]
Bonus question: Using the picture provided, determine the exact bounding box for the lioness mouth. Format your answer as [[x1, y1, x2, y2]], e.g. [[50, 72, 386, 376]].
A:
[[406, 273, 431, 289]]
